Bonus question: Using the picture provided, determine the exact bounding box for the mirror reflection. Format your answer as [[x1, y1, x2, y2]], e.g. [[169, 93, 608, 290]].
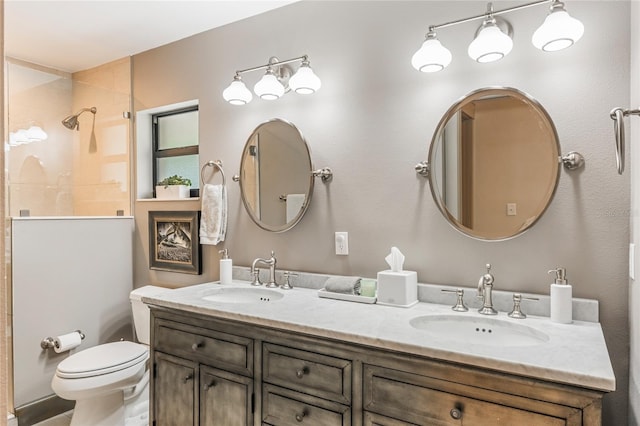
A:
[[428, 87, 560, 240], [239, 119, 314, 232]]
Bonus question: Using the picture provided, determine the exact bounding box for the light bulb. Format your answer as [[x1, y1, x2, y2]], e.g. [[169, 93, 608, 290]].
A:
[[532, 2, 584, 52], [289, 61, 321, 94], [411, 31, 452, 72], [222, 76, 253, 105], [468, 18, 513, 63], [254, 69, 285, 100]]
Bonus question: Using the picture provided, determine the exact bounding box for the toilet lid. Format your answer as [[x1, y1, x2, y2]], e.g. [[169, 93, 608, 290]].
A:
[[56, 341, 148, 379]]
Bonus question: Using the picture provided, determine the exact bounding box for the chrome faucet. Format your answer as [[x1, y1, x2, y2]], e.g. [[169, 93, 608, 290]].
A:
[[477, 263, 498, 315], [251, 251, 278, 288]]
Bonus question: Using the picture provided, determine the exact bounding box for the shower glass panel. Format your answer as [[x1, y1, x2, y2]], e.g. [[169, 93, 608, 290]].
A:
[[6, 58, 132, 217]]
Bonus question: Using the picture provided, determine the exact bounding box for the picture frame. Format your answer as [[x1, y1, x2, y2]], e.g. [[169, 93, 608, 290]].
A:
[[149, 210, 201, 274]]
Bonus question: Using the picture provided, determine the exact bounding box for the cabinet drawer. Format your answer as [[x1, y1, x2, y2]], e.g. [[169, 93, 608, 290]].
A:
[[263, 343, 351, 404], [154, 319, 253, 376], [263, 384, 351, 426], [364, 365, 580, 426], [363, 412, 418, 426]]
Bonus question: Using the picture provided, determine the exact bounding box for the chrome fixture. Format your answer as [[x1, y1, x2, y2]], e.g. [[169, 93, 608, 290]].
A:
[[508, 293, 539, 319], [281, 271, 298, 290], [223, 55, 321, 105], [412, 0, 584, 72], [609, 106, 640, 175], [312, 167, 333, 182], [251, 251, 278, 288], [477, 264, 498, 315], [61, 107, 97, 130], [441, 288, 469, 312]]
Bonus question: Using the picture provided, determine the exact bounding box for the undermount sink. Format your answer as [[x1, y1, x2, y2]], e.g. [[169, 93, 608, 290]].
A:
[[409, 314, 550, 347], [202, 287, 284, 304]]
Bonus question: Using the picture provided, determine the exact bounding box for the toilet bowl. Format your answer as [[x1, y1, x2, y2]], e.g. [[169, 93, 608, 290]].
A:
[[51, 285, 167, 426]]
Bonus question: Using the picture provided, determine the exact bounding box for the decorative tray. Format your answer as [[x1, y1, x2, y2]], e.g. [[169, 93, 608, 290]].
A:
[[317, 288, 377, 304]]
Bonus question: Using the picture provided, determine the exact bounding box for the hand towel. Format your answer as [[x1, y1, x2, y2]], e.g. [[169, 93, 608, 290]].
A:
[[286, 193, 306, 222], [200, 183, 227, 245], [324, 276, 362, 295]]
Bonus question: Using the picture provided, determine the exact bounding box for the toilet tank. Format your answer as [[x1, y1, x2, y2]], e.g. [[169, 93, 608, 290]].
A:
[[130, 285, 169, 345]]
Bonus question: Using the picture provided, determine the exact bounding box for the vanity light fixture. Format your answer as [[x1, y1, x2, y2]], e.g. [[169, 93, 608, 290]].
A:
[[412, 0, 584, 72], [223, 55, 321, 105]]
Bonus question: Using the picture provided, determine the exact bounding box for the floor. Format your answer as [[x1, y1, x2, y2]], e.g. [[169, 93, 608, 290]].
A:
[[32, 411, 72, 426]]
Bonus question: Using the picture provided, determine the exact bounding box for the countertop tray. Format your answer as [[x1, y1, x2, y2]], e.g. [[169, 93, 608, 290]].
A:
[[317, 288, 377, 304]]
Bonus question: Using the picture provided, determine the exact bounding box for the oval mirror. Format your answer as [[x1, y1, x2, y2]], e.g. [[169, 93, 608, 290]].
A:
[[238, 118, 314, 232], [428, 87, 560, 241]]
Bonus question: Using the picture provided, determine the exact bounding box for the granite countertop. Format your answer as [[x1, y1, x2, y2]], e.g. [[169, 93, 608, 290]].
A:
[[143, 279, 615, 392]]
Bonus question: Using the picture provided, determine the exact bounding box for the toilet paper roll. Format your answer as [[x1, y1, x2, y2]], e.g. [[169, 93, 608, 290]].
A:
[[54, 331, 82, 353]]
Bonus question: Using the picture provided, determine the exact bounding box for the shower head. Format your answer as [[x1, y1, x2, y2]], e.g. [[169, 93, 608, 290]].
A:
[[61, 107, 97, 131]]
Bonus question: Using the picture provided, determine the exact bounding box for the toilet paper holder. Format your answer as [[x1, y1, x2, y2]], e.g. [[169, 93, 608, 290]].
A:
[[41, 330, 85, 350]]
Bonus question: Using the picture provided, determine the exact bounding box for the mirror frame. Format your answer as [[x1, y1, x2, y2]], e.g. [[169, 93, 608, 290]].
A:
[[239, 118, 315, 233], [427, 87, 561, 241]]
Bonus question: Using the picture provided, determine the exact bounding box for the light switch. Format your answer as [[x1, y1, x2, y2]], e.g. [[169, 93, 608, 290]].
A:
[[506, 203, 517, 216], [335, 232, 349, 255]]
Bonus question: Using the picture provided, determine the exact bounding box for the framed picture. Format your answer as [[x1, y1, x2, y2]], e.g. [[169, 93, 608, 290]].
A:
[[149, 211, 201, 274]]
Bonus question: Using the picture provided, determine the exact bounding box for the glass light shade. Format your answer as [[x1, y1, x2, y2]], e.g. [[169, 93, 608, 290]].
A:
[[468, 22, 513, 63], [532, 6, 584, 52], [27, 125, 48, 141], [289, 63, 322, 94], [223, 78, 253, 105], [254, 70, 285, 100], [411, 34, 452, 72]]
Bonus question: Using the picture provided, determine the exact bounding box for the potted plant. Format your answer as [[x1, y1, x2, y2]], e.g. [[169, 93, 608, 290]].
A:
[[155, 175, 192, 199]]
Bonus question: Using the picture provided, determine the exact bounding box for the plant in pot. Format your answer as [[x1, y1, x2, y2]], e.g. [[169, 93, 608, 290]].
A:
[[155, 175, 192, 199]]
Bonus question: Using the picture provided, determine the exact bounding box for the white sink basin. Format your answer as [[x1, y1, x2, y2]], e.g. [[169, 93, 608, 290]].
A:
[[409, 314, 550, 347], [202, 287, 284, 304]]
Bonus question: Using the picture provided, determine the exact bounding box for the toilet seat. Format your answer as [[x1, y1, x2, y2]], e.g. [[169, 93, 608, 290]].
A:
[[56, 341, 148, 379]]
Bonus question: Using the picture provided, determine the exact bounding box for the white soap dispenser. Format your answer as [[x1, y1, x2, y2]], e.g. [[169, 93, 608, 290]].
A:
[[219, 249, 232, 285], [549, 267, 572, 324]]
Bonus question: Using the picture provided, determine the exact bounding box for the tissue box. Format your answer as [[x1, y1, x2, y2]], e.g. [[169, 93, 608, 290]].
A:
[[376, 270, 418, 308]]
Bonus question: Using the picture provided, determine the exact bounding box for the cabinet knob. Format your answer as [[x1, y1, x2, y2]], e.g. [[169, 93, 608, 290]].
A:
[[202, 381, 216, 391], [295, 409, 308, 422], [450, 407, 463, 420], [192, 342, 203, 351], [296, 366, 309, 379], [182, 374, 194, 384]]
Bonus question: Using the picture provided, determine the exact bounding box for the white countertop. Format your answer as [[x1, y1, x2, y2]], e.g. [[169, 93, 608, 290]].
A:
[[143, 280, 615, 392]]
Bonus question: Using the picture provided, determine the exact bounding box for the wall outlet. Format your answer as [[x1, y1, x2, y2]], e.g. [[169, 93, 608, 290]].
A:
[[335, 232, 349, 255], [506, 203, 517, 216]]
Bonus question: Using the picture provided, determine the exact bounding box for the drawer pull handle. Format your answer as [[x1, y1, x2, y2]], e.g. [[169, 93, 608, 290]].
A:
[[202, 381, 216, 391], [192, 342, 203, 351], [295, 408, 308, 422], [450, 407, 463, 420], [183, 374, 194, 384], [296, 366, 309, 379]]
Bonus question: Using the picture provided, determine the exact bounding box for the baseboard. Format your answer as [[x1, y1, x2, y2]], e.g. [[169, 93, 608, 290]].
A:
[[8, 413, 18, 426], [15, 395, 74, 426]]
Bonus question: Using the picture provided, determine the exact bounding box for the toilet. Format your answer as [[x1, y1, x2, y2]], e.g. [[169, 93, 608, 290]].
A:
[[51, 285, 167, 426]]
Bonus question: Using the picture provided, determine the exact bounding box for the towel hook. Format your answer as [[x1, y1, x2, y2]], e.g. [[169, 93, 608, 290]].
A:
[[200, 160, 226, 186], [610, 107, 640, 175]]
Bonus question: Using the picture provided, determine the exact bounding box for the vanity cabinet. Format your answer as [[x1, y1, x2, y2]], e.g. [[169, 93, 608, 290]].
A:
[[151, 316, 254, 426], [149, 307, 604, 426]]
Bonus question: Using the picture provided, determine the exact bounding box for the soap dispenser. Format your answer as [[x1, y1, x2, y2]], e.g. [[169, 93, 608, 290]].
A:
[[548, 267, 572, 324], [219, 249, 232, 285]]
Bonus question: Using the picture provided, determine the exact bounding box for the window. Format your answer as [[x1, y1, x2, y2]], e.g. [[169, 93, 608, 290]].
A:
[[152, 106, 199, 197]]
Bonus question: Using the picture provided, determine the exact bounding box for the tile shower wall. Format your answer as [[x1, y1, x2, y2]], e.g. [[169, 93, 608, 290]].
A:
[[131, 2, 630, 424]]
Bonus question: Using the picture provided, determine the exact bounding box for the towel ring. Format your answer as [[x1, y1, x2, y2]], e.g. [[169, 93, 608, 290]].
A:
[[200, 160, 226, 186]]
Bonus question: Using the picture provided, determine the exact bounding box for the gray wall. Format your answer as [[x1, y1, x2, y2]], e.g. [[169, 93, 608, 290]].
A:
[[629, 2, 639, 424], [132, 2, 630, 423]]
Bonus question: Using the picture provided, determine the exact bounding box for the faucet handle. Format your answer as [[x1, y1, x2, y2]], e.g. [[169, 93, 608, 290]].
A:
[[508, 293, 539, 319], [441, 289, 468, 312], [281, 271, 297, 290]]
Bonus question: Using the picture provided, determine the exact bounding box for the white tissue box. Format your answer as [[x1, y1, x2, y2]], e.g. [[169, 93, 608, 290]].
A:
[[376, 270, 418, 308]]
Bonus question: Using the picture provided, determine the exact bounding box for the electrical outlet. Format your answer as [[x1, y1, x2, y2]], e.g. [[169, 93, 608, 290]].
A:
[[335, 232, 349, 255], [506, 203, 517, 216]]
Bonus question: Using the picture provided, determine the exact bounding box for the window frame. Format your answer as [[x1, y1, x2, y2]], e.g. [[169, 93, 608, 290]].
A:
[[152, 105, 199, 198]]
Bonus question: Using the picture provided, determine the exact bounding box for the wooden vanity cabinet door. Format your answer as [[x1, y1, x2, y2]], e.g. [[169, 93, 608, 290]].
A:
[[262, 384, 351, 426], [199, 366, 253, 426], [154, 352, 197, 426]]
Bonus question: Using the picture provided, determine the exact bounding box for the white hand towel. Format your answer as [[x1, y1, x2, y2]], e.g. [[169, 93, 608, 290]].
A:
[[200, 184, 227, 245], [286, 194, 305, 222]]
